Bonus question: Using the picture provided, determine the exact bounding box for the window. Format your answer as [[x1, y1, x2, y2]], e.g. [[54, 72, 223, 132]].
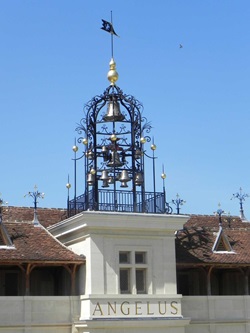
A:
[[119, 268, 130, 293], [119, 251, 130, 264], [136, 269, 146, 293], [135, 252, 146, 264], [212, 229, 234, 253], [119, 250, 147, 294]]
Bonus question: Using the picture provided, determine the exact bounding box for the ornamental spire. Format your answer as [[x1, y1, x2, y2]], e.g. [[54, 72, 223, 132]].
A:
[[24, 186, 44, 226], [101, 12, 119, 85], [107, 58, 118, 85], [231, 187, 249, 221]]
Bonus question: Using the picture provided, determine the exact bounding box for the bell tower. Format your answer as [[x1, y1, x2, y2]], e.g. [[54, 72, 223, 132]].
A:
[[68, 21, 172, 216], [49, 17, 191, 333]]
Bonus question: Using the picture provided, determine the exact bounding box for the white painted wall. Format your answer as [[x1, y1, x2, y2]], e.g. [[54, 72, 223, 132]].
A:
[[0, 296, 249, 332], [182, 296, 250, 333], [47, 213, 250, 333], [0, 296, 80, 333], [50, 212, 188, 297]]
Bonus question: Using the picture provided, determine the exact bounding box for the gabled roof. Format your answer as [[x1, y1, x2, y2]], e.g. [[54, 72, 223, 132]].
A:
[[0, 221, 84, 264], [176, 215, 250, 265]]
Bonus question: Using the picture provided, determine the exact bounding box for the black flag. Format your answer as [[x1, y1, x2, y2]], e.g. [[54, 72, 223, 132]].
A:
[[101, 19, 118, 36]]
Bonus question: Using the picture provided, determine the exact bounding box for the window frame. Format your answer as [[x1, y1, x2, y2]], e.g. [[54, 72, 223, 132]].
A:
[[119, 267, 131, 294], [118, 249, 150, 294]]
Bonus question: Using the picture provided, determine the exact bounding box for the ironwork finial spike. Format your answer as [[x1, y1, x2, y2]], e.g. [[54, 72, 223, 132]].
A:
[[24, 186, 44, 226], [231, 187, 249, 221]]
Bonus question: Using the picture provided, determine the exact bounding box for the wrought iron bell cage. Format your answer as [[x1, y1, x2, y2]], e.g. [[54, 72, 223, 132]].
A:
[[65, 16, 175, 215], [77, 84, 146, 210], [69, 73, 172, 215]]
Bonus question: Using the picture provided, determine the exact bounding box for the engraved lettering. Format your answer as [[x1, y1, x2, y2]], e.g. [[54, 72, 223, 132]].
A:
[[108, 302, 117, 315], [121, 301, 130, 315], [135, 301, 142, 315], [147, 301, 154, 315], [158, 301, 167, 315], [92, 299, 179, 317], [170, 301, 178, 315], [92, 302, 103, 316]]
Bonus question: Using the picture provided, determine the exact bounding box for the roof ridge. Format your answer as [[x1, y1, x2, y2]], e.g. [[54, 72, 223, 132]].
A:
[[43, 224, 84, 258]]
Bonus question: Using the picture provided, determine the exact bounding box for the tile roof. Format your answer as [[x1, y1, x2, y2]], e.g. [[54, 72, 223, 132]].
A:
[[0, 222, 84, 264], [176, 215, 250, 265], [2, 206, 67, 228], [2, 207, 249, 267]]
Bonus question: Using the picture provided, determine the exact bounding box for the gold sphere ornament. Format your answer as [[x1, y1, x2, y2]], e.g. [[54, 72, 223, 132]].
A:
[[140, 137, 146, 144], [82, 138, 88, 145], [90, 168, 96, 175], [107, 58, 119, 85], [151, 144, 157, 151], [161, 173, 166, 180], [72, 145, 78, 152], [110, 134, 117, 142], [66, 183, 71, 189]]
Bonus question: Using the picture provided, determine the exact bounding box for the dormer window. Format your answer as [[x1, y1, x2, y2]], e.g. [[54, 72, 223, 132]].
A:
[[212, 228, 234, 253], [215, 238, 229, 252]]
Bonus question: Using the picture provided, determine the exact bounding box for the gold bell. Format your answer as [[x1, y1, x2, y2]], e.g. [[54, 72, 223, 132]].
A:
[[87, 173, 95, 186], [86, 150, 94, 160], [119, 170, 131, 182], [102, 146, 109, 161], [100, 170, 109, 181], [135, 172, 144, 186], [107, 151, 123, 167], [103, 98, 124, 122]]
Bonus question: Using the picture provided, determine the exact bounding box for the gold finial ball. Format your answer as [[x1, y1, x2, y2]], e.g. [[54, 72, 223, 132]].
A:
[[111, 134, 117, 142], [151, 144, 157, 150], [107, 58, 119, 85], [90, 168, 96, 175], [140, 137, 146, 144], [161, 173, 166, 180], [72, 145, 78, 152], [82, 138, 88, 145], [66, 183, 71, 189]]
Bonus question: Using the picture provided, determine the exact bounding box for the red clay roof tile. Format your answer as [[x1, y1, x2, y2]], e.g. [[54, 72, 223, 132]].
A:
[[176, 215, 250, 265], [2, 206, 67, 228], [0, 222, 84, 264]]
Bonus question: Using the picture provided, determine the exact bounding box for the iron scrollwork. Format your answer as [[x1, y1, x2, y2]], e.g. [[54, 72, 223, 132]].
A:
[[70, 84, 172, 215]]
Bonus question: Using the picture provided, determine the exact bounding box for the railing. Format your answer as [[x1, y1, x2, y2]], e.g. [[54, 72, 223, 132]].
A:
[[68, 189, 171, 216]]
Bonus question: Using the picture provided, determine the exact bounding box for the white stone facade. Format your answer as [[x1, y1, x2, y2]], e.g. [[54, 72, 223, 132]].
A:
[[50, 211, 190, 332], [0, 211, 249, 332], [0, 295, 249, 332]]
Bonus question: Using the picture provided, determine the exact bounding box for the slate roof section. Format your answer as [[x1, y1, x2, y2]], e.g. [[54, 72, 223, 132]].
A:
[[176, 215, 250, 265], [0, 222, 84, 264]]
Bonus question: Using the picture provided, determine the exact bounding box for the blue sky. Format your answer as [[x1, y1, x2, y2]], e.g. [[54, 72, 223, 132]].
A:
[[0, 1, 250, 219]]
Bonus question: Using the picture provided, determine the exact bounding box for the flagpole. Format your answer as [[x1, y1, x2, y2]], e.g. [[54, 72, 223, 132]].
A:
[[111, 11, 114, 58]]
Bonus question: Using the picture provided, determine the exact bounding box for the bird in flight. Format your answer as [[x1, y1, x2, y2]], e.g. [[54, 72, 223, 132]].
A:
[[179, 44, 183, 48]]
